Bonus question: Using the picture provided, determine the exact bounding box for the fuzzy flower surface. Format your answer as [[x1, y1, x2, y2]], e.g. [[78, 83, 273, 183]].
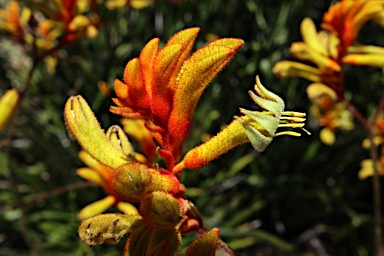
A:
[[64, 28, 309, 255]]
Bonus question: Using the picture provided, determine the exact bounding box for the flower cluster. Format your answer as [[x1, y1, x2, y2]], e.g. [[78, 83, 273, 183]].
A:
[[359, 115, 384, 180], [0, 0, 98, 72], [273, 0, 384, 145], [65, 28, 308, 254]]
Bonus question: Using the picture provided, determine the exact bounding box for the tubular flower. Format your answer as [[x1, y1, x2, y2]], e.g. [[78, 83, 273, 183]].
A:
[[273, 17, 344, 99], [110, 27, 244, 170], [344, 44, 384, 68], [172, 76, 309, 173], [65, 28, 308, 255]]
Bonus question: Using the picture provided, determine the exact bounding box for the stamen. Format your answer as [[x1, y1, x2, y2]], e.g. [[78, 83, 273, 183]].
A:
[[278, 123, 305, 128], [275, 131, 302, 137], [281, 111, 307, 117], [280, 116, 307, 122]]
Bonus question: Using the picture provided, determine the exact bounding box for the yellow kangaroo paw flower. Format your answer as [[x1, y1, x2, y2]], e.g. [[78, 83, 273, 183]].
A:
[[64, 95, 130, 169]]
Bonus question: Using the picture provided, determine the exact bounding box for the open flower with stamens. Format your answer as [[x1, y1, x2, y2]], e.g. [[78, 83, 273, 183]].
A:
[[172, 76, 309, 173], [65, 28, 309, 255]]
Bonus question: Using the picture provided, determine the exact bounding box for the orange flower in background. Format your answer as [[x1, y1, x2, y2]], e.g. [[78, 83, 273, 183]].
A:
[[0, 1, 31, 41], [322, 0, 384, 48], [0, 0, 99, 68]]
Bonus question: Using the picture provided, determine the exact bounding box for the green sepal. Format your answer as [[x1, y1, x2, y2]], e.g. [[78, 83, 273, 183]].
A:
[[147, 228, 182, 256], [248, 90, 283, 117], [123, 226, 151, 256], [78, 213, 145, 246], [235, 117, 272, 152], [239, 109, 279, 136], [112, 163, 153, 202], [184, 228, 220, 256], [140, 191, 184, 230]]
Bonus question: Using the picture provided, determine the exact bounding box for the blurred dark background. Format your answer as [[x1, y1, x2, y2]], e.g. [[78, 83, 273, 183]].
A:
[[1, 0, 383, 255]]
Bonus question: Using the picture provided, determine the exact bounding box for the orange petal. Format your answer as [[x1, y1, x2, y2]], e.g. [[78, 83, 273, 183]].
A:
[[165, 27, 200, 93], [140, 38, 160, 101], [168, 41, 243, 151], [123, 58, 150, 109], [151, 43, 183, 125]]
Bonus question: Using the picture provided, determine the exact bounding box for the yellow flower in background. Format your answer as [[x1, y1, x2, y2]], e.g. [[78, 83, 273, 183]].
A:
[[274, 1, 384, 146], [359, 115, 384, 179], [307, 83, 354, 145], [120, 119, 157, 163], [344, 44, 384, 68], [76, 150, 138, 220], [358, 157, 384, 180], [273, 17, 344, 100], [0, 89, 20, 132], [105, 0, 154, 10]]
